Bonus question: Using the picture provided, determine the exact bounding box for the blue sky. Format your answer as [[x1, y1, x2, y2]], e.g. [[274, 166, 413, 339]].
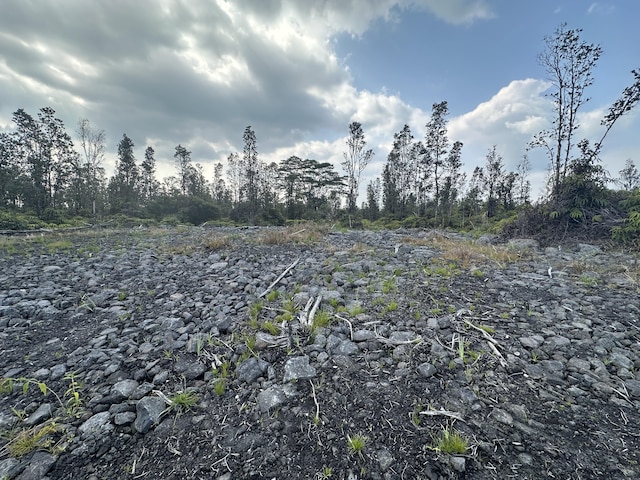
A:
[[0, 0, 638, 202]]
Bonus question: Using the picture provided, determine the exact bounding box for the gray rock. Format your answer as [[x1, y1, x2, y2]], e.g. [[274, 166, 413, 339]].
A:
[[376, 448, 394, 471], [283, 356, 316, 382], [114, 411, 137, 425], [257, 385, 287, 412], [15, 451, 56, 480], [235, 357, 269, 384], [417, 362, 437, 378], [24, 403, 52, 426], [0, 458, 19, 479], [78, 411, 113, 436], [449, 456, 466, 472], [624, 379, 640, 398], [111, 379, 139, 401], [134, 396, 166, 433], [610, 351, 633, 370], [492, 408, 513, 426], [333, 339, 359, 356], [519, 335, 544, 349]]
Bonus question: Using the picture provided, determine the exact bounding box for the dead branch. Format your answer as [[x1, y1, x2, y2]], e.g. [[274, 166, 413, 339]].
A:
[[258, 257, 300, 298]]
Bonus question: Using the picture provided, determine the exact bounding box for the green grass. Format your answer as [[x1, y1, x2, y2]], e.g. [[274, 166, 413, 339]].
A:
[[169, 391, 199, 414], [437, 428, 468, 454], [346, 433, 368, 457]]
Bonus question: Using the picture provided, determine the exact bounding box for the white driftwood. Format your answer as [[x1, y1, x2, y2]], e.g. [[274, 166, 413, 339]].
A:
[[419, 408, 465, 422], [258, 257, 300, 298]]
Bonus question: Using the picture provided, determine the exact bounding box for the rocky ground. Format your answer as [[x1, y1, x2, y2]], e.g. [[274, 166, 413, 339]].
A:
[[0, 225, 639, 480]]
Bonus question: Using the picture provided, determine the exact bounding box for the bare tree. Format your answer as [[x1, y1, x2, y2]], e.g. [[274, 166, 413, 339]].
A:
[[342, 121, 373, 213], [530, 23, 602, 196]]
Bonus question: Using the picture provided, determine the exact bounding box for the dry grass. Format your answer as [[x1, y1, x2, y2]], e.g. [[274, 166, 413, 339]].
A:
[[257, 224, 328, 245], [402, 235, 519, 268], [204, 234, 234, 250]]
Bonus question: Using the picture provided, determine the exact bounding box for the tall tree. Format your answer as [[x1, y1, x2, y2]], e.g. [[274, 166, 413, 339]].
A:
[[342, 121, 373, 213], [383, 124, 417, 217], [10, 107, 75, 215], [108, 134, 139, 213], [212, 162, 229, 204], [174, 144, 192, 196], [140, 146, 159, 204], [242, 126, 259, 222], [484, 145, 504, 218], [75, 118, 106, 215], [226, 152, 241, 204], [530, 24, 602, 196], [516, 154, 532, 205], [424, 101, 451, 220]]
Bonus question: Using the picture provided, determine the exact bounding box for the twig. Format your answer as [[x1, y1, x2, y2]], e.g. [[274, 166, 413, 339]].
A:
[[463, 320, 508, 367], [333, 313, 353, 340], [308, 295, 322, 326], [310, 380, 320, 423], [258, 257, 300, 298], [419, 408, 465, 423]]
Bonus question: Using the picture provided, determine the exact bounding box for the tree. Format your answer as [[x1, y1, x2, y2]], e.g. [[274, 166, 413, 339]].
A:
[[74, 118, 106, 216], [530, 24, 603, 197], [212, 162, 229, 204], [140, 146, 159, 204], [242, 126, 259, 222], [383, 124, 417, 217], [484, 146, 504, 218], [424, 101, 451, 220], [364, 178, 381, 221], [108, 134, 139, 213], [618, 159, 640, 191], [226, 152, 241, 204], [440, 140, 463, 225], [516, 154, 531, 205], [174, 144, 192, 196], [10, 107, 76, 215], [342, 121, 373, 213]]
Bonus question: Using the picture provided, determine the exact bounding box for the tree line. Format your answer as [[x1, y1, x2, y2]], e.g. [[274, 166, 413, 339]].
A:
[[1, 23, 639, 244]]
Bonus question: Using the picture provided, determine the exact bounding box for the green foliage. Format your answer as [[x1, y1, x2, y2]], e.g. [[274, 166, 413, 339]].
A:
[[169, 391, 199, 414], [436, 428, 468, 454], [346, 433, 368, 456]]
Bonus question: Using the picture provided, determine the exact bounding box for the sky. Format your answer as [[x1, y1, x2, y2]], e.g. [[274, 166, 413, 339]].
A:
[[1, 0, 638, 203]]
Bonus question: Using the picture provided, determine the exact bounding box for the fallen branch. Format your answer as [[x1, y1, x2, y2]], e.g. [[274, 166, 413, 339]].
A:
[[463, 320, 507, 367], [419, 408, 465, 423], [333, 313, 353, 341], [258, 257, 300, 298]]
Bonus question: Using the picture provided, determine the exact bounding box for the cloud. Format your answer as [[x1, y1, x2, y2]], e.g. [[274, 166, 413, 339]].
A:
[[416, 0, 495, 24]]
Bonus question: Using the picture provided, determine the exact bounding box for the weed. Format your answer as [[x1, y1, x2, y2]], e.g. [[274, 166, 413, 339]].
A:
[[311, 309, 332, 330], [346, 432, 368, 457], [349, 304, 365, 316], [436, 427, 468, 454], [117, 291, 127, 301], [261, 321, 281, 335], [266, 290, 280, 302], [471, 268, 484, 278], [381, 276, 397, 294], [499, 312, 509, 319], [382, 300, 398, 314], [315, 466, 333, 479], [78, 294, 96, 312], [1, 420, 65, 458], [63, 372, 84, 418], [169, 391, 199, 414], [477, 324, 495, 334], [411, 401, 422, 426]]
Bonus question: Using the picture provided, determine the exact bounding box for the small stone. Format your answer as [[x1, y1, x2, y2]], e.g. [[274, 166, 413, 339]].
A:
[[283, 356, 316, 382], [417, 362, 437, 378], [257, 385, 287, 412], [333, 339, 359, 356], [114, 412, 137, 426], [78, 411, 112, 436], [24, 404, 53, 427], [519, 335, 544, 349], [111, 379, 139, 401], [376, 448, 394, 472], [235, 357, 269, 384], [492, 408, 513, 426], [14, 451, 56, 479], [449, 456, 466, 472], [624, 379, 640, 398], [134, 396, 166, 434]]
